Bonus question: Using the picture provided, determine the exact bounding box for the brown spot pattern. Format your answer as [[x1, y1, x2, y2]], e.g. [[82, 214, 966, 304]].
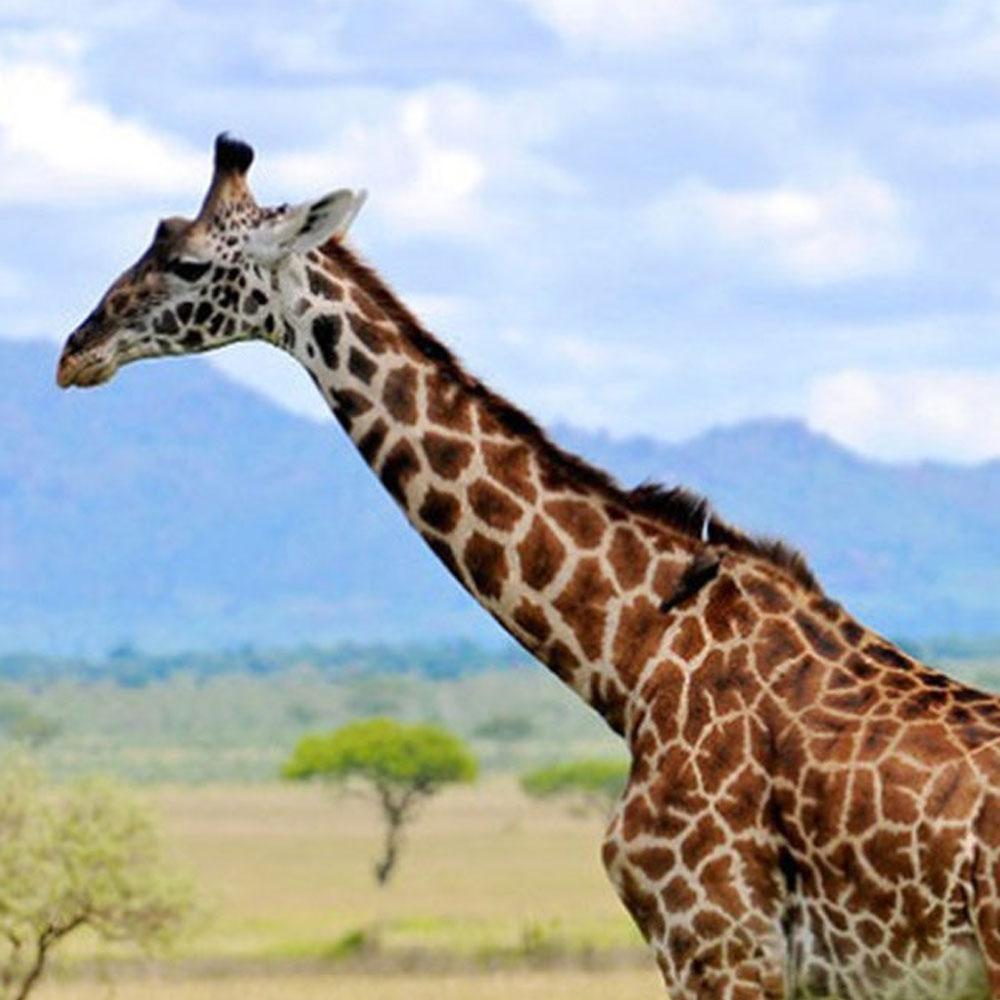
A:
[[754, 618, 800, 667], [350, 316, 390, 354], [545, 639, 580, 682], [795, 611, 846, 659], [772, 655, 826, 713], [608, 527, 650, 591], [418, 487, 461, 534], [307, 266, 342, 299], [704, 576, 757, 642], [517, 517, 567, 591], [383, 364, 419, 424], [743, 573, 792, 613], [421, 432, 474, 480], [513, 598, 552, 645], [613, 596, 671, 687], [352, 288, 385, 320], [468, 478, 523, 531], [332, 389, 371, 417], [426, 370, 473, 431], [347, 346, 376, 384], [379, 439, 420, 504], [553, 557, 615, 660], [357, 418, 388, 462], [482, 440, 537, 501], [544, 499, 606, 548], [463, 532, 507, 600], [671, 617, 706, 660]]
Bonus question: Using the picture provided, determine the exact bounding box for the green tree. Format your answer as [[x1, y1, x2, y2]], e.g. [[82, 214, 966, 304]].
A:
[[283, 718, 477, 885], [0, 755, 195, 1000], [520, 758, 629, 816]]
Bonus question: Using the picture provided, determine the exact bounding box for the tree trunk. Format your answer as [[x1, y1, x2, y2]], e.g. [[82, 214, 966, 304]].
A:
[[10, 916, 86, 1000], [374, 810, 403, 886]]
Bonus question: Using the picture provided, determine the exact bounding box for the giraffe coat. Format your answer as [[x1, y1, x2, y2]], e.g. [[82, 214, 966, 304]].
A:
[[56, 134, 1000, 1000]]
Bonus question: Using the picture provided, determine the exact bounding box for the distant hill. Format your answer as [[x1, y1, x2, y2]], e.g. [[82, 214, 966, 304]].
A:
[[2, 339, 998, 654]]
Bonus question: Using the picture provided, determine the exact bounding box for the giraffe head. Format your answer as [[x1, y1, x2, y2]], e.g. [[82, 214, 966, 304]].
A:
[[56, 133, 366, 388]]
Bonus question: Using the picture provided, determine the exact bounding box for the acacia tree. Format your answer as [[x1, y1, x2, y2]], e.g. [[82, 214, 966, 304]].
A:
[[0, 755, 194, 1000], [283, 718, 477, 886], [520, 758, 629, 817]]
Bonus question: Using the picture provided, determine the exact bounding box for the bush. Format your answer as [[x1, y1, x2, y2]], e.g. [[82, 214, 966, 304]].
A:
[[0, 698, 60, 749], [473, 714, 534, 742], [520, 758, 628, 816], [0, 754, 195, 999]]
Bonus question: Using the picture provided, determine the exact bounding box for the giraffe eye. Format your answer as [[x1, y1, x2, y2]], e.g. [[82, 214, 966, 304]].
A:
[[166, 258, 211, 282]]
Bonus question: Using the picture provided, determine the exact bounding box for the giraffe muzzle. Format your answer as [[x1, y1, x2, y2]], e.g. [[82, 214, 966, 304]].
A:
[[55, 319, 118, 389], [56, 350, 118, 388]]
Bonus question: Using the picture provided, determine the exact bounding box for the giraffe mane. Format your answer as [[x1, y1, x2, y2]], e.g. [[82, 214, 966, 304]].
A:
[[319, 240, 822, 595]]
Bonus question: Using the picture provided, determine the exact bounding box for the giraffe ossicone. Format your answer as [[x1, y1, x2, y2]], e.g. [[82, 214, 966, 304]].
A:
[[57, 134, 1000, 1000]]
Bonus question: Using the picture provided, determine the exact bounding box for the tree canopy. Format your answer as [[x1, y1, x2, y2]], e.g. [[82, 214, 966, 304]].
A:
[[0, 755, 195, 1000], [283, 718, 477, 885], [283, 717, 477, 788]]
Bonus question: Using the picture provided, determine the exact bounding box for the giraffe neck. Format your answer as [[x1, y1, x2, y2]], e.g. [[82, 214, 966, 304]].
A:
[[275, 243, 717, 734]]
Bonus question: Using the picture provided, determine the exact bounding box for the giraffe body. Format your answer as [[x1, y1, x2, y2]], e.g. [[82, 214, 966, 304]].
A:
[[57, 135, 1000, 999]]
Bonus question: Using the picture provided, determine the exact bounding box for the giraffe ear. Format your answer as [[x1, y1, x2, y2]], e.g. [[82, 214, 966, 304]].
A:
[[246, 189, 367, 266]]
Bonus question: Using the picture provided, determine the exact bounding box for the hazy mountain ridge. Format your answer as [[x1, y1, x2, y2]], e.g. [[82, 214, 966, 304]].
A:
[[2, 339, 998, 654]]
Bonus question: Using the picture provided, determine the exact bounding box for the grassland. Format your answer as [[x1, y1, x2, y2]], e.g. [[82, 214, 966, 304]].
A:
[[0, 663, 647, 994], [14, 653, 1000, 997], [34, 780, 656, 998], [38, 969, 663, 999], [10, 667, 625, 782], [10, 655, 1000, 783]]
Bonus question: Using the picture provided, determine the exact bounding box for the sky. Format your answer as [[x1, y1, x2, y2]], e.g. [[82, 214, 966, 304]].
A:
[[3, 1, 1000, 463]]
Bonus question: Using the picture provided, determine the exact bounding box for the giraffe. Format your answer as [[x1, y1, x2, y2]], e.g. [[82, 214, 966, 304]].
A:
[[56, 134, 1000, 1000]]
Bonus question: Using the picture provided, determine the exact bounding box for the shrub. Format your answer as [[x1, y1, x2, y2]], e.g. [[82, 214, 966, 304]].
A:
[[520, 758, 628, 816], [0, 754, 195, 999]]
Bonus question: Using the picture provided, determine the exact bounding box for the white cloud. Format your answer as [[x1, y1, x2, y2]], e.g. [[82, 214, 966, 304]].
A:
[[271, 102, 486, 237], [268, 83, 576, 241], [807, 368, 1000, 463], [0, 33, 566, 239], [647, 173, 915, 285], [0, 39, 203, 204], [517, 0, 727, 51]]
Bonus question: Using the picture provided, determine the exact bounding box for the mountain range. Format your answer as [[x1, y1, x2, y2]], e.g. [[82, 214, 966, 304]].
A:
[[2, 339, 998, 655]]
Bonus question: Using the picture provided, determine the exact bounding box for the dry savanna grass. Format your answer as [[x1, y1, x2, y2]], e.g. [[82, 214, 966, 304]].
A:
[[38, 780, 655, 998], [38, 968, 663, 999], [157, 778, 641, 956]]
